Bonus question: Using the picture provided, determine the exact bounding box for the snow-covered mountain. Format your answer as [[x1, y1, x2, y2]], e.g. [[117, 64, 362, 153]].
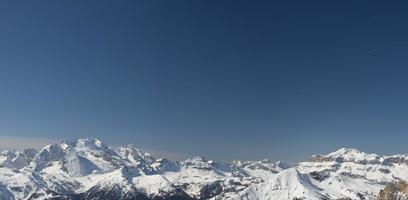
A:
[[0, 138, 406, 200]]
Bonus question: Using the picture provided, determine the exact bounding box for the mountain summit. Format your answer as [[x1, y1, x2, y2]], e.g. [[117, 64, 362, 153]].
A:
[[0, 138, 406, 200]]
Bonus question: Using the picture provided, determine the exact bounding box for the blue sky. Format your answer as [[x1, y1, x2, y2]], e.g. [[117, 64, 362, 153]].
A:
[[1, 1, 408, 162]]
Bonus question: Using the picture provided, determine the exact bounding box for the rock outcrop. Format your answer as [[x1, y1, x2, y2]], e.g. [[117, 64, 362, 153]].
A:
[[377, 181, 408, 200]]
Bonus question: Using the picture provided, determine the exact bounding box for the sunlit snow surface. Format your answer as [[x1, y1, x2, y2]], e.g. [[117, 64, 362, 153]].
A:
[[1, 138, 408, 199]]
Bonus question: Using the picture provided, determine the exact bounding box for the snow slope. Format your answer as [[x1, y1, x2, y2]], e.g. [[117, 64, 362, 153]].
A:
[[0, 139, 407, 200]]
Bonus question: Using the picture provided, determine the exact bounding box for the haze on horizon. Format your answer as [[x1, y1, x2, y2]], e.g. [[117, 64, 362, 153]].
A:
[[1, 1, 408, 162]]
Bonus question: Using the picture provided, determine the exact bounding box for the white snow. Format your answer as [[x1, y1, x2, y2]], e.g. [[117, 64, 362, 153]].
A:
[[0, 138, 407, 200]]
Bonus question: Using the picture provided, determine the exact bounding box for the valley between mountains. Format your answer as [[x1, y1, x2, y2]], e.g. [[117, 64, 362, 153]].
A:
[[0, 138, 407, 200]]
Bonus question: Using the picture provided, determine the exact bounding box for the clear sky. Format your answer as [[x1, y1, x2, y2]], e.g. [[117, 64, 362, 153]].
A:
[[1, 1, 408, 162]]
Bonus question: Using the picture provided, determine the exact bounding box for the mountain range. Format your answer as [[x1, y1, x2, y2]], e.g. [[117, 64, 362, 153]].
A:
[[0, 138, 407, 200]]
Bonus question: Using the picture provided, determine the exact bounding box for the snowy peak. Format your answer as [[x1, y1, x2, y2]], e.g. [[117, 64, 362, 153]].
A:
[[150, 158, 179, 173], [63, 152, 101, 177], [233, 159, 290, 175], [307, 147, 408, 167], [77, 137, 104, 146], [266, 168, 324, 197], [11, 148, 38, 169], [308, 147, 382, 164], [181, 156, 213, 170], [22, 138, 160, 177], [0, 148, 38, 169], [2, 139, 408, 200], [115, 145, 157, 175], [238, 168, 326, 200], [326, 147, 380, 162], [180, 156, 234, 173], [21, 148, 38, 158], [28, 138, 125, 176], [30, 143, 64, 171], [116, 144, 155, 166], [62, 137, 117, 156]]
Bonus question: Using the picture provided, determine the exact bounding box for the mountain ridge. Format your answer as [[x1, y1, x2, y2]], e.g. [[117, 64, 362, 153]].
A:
[[0, 138, 407, 200]]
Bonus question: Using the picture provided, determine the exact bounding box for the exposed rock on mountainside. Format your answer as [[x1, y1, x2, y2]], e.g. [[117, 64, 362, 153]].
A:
[[2, 138, 408, 199], [377, 181, 408, 200]]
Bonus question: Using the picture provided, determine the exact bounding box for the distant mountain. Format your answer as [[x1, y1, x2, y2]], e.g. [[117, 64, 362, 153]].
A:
[[0, 138, 407, 199]]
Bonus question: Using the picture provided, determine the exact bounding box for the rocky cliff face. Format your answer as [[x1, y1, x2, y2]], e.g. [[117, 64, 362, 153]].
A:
[[377, 181, 408, 200]]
